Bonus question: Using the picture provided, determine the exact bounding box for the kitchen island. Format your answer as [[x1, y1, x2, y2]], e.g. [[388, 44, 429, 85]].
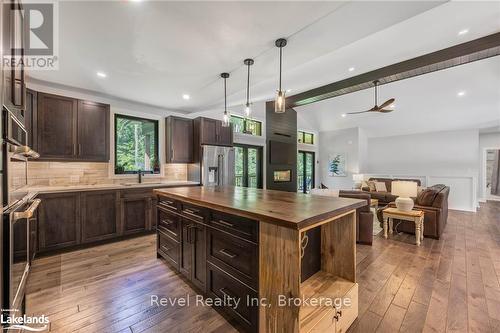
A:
[[154, 186, 365, 333]]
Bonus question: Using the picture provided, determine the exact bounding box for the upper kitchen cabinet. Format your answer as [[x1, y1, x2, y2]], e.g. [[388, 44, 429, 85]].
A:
[[77, 100, 110, 161], [35, 91, 110, 161], [194, 117, 233, 147], [166, 116, 193, 163]]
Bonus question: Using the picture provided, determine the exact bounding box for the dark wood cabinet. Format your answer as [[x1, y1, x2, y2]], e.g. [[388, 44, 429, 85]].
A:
[[81, 191, 119, 243], [179, 219, 193, 279], [34, 92, 110, 161], [120, 190, 153, 235], [38, 192, 81, 253], [166, 116, 193, 163], [194, 117, 233, 147], [37, 92, 78, 159], [77, 100, 110, 161]]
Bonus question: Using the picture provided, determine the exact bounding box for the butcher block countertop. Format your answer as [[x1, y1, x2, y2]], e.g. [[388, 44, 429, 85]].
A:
[[154, 186, 365, 230]]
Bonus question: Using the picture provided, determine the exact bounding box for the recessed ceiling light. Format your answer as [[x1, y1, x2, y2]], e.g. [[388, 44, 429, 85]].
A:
[[348, 67, 355, 72], [182, 94, 190, 100], [341, 113, 347, 118], [457, 91, 466, 97], [96, 72, 107, 78], [458, 29, 469, 36], [286, 89, 292, 93], [390, 104, 395, 108]]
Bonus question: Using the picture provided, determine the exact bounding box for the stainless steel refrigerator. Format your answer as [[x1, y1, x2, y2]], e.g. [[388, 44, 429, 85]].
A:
[[201, 145, 235, 186]]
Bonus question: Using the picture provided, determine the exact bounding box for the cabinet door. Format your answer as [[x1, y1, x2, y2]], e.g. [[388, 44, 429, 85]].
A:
[[77, 100, 110, 161], [179, 219, 192, 279], [167, 116, 193, 163], [121, 197, 150, 235], [200, 118, 218, 145], [38, 193, 81, 252], [81, 191, 119, 243], [37, 92, 78, 159], [191, 222, 206, 291], [217, 122, 233, 146]]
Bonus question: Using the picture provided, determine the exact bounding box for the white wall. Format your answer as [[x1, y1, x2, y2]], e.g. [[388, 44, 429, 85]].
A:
[[479, 132, 500, 201], [364, 129, 479, 211], [318, 127, 361, 190]]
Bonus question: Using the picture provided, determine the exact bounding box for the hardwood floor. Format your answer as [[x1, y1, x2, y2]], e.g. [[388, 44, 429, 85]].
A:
[[25, 202, 500, 332]]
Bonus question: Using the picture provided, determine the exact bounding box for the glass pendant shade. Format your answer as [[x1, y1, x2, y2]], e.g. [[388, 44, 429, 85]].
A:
[[222, 111, 230, 127], [275, 90, 286, 113], [245, 102, 251, 117]]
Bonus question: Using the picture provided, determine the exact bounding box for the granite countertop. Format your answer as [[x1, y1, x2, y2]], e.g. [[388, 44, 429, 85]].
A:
[[155, 186, 365, 230], [27, 180, 200, 195]]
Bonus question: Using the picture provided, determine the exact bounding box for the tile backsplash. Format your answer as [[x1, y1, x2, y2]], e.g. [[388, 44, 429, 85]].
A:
[[26, 162, 188, 187]]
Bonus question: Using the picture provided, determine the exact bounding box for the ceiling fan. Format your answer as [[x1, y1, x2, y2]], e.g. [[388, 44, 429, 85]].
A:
[[347, 80, 395, 115]]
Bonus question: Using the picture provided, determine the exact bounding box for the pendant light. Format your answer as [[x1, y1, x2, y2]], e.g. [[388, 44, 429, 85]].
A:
[[243, 58, 254, 118], [221, 72, 230, 127], [274, 38, 287, 113]]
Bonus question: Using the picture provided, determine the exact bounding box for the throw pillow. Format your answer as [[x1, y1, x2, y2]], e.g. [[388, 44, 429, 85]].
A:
[[375, 182, 387, 192], [367, 181, 377, 192]]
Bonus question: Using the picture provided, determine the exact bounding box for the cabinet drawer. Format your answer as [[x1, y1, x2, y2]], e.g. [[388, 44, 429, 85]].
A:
[[157, 197, 179, 212], [209, 211, 258, 243], [158, 207, 181, 241], [207, 228, 258, 288], [157, 230, 179, 269], [207, 263, 258, 333], [336, 283, 358, 333], [181, 202, 206, 222]]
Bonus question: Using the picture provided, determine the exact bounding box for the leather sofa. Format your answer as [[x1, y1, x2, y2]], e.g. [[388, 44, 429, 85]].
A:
[[362, 177, 421, 206], [377, 184, 450, 239], [339, 190, 374, 245]]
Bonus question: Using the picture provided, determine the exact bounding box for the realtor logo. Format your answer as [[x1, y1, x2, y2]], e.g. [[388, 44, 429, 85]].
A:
[[4, 0, 59, 70]]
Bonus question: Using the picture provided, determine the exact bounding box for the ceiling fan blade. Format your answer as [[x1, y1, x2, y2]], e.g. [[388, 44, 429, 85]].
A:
[[347, 110, 373, 115], [378, 109, 394, 113], [378, 98, 395, 110]]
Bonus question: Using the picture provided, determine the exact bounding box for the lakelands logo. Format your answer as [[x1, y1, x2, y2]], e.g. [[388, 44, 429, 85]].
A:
[[1, 310, 49, 331], [3, 0, 59, 70]]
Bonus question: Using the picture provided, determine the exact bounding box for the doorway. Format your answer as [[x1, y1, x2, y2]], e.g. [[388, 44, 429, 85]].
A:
[[483, 148, 500, 201], [234, 144, 263, 189], [298, 151, 315, 193]]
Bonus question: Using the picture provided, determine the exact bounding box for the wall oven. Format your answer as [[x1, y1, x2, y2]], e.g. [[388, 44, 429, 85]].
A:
[[1, 107, 39, 328]]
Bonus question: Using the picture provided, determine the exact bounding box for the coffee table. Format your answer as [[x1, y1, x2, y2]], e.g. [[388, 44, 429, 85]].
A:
[[382, 207, 424, 246]]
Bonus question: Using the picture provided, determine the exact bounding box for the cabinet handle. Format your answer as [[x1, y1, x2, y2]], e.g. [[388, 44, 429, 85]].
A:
[[161, 219, 174, 226], [219, 288, 234, 300], [333, 310, 342, 321], [74, 143, 77, 155], [161, 244, 172, 252], [78, 144, 82, 156], [216, 219, 234, 228], [171, 148, 175, 161], [219, 248, 237, 259], [184, 208, 200, 217]]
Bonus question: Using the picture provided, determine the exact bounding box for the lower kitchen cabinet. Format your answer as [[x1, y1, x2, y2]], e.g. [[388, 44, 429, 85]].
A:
[[178, 218, 207, 291], [81, 190, 119, 243], [38, 192, 81, 253], [120, 190, 153, 235]]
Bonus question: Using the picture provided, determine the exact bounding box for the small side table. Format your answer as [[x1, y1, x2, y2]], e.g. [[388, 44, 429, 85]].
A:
[[370, 199, 379, 209], [382, 208, 424, 246]]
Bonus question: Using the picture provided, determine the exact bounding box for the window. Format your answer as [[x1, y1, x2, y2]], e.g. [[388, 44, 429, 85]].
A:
[[298, 151, 315, 193], [230, 115, 262, 136], [114, 114, 159, 174], [234, 144, 263, 188], [298, 131, 314, 145]]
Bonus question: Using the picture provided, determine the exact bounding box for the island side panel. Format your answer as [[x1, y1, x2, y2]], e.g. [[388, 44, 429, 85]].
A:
[[259, 222, 302, 333], [320, 210, 356, 282]]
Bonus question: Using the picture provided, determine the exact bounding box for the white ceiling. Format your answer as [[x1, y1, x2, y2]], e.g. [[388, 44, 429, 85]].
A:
[[30, 0, 452, 113], [296, 56, 500, 137], [28, 0, 500, 136]]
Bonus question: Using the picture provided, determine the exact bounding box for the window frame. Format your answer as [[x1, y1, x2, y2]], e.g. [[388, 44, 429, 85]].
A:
[[230, 115, 262, 136], [298, 131, 314, 145], [234, 143, 263, 189], [298, 150, 315, 193], [114, 113, 160, 175]]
